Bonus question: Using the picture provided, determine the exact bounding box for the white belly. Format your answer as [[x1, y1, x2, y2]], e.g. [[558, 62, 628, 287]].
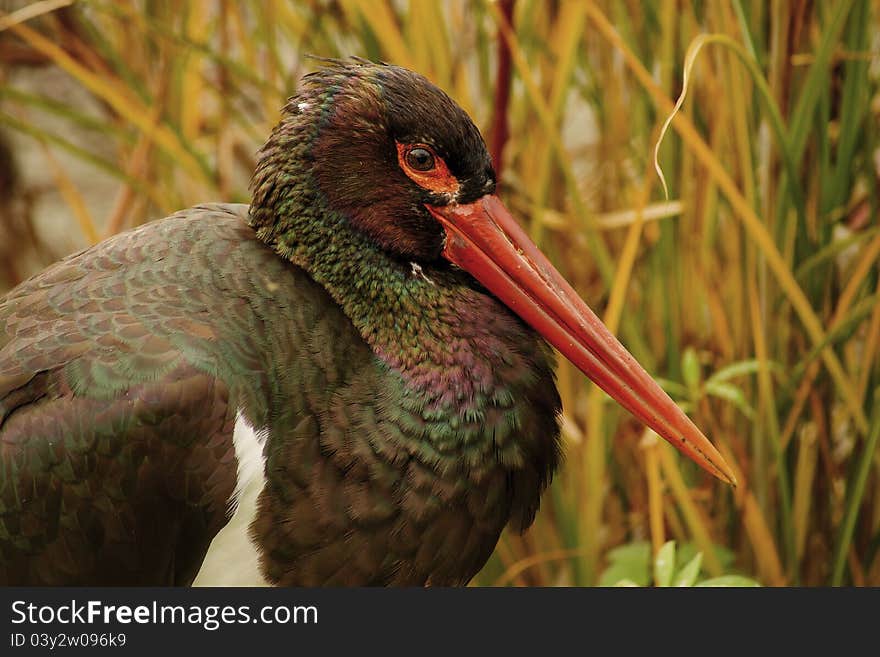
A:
[[192, 412, 270, 587]]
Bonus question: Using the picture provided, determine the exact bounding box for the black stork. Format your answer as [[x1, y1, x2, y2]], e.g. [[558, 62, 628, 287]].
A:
[[0, 59, 735, 586]]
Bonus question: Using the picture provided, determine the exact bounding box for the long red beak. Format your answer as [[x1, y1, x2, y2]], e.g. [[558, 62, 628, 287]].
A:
[[428, 195, 736, 485]]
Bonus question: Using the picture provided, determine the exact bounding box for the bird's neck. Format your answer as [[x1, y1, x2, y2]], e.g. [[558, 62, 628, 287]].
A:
[[248, 121, 511, 404]]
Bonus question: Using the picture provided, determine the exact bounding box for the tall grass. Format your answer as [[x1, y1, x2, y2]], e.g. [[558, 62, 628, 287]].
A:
[[0, 0, 877, 586]]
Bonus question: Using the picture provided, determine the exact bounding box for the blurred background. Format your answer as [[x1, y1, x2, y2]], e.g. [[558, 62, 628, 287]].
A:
[[0, 0, 878, 586]]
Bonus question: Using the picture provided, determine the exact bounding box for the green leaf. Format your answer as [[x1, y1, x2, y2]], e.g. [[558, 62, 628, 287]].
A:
[[673, 552, 703, 587], [696, 576, 761, 587], [706, 359, 787, 386], [599, 562, 651, 587], [605, 541, 652, 564], [655, 378, 691, 400], [654, 541, 676, 587], [613, 579, 641, 587], [704, 381, 756, 419], [598, 542, 651, 587], [681, 348, 701, 393], [678, 542, 736, 572]]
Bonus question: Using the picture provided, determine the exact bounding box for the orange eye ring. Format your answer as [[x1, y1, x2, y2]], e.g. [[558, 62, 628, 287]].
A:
[[397, 142, 459, 196]]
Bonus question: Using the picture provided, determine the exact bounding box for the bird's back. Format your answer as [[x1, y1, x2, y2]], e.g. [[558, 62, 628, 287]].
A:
[[0, 203, 373, 584]]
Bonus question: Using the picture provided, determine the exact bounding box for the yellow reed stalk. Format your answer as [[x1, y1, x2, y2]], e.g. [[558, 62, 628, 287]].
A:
[[181, 1, 207, 142], [341, 0, 415, 70], [521, 0, 586, 241], [858, 291, 880, 404], [741, 493, 787, 585], [792, 424, 819, 562], [227, 2, 257, 80], [641, 431, 666, 557], [274, 0, 307, 37], [423, 2, 451, 83], [835, 232, 880, 327], [0, 0, 71, 32], [702, 272, 736, 360], [663, 502, 687, 543], [715, 440, 786, 585], [495, 547, 589, 587], [405, 0, 433, 75], [657, 444, 722, 575], [103, 124, 165, 239], [40, 144, 100, 245]]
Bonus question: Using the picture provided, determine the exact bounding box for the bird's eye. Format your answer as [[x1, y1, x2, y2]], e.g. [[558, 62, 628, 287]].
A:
[[405, 147, 435, 172]]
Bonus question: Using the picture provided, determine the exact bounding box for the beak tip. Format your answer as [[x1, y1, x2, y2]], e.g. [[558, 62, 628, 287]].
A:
[[724, 469, 739, 488], [710, 453, 738, 487]]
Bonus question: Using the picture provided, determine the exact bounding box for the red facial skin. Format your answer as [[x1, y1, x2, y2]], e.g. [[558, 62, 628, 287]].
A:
[[397, 143, 460, 196]]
